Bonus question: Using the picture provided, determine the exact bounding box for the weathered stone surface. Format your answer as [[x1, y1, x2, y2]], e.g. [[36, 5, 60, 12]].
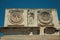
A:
[[0, 35, 60, 40]]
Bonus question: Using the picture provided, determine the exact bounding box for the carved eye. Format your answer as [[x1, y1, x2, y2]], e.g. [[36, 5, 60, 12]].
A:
[[41, 12, 49, 16], [37, 11, 40, 13], [12, 14, 16, 17]]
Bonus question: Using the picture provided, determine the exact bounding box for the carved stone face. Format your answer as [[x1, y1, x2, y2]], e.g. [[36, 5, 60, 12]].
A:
[[40, 12, 51, 21], [38, 11, 53, 24], [9, 10, 24, 24]]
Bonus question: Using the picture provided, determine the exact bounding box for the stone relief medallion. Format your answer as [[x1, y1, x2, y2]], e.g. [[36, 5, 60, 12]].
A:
[[8, 9, 24, 25], [38, 9, 53, 24]]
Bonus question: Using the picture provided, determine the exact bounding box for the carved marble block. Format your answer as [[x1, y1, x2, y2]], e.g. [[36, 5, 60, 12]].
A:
[[0, 8, 60, 40]]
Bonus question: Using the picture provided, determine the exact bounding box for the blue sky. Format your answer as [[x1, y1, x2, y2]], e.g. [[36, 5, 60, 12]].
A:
[[0, 0, 60, 36]]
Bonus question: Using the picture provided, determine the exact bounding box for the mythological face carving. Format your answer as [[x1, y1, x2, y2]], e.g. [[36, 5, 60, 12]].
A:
[[38, 9, 53, 24], [40, 12, 51, 21], [8, 9, 24, 24]]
